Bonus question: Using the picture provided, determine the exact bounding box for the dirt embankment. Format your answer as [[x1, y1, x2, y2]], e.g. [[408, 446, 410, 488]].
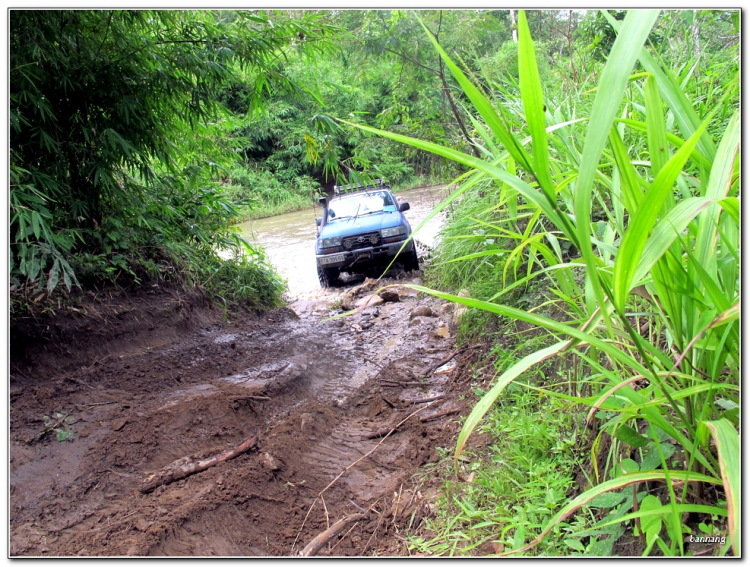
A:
[[10, 278, 487, 557]]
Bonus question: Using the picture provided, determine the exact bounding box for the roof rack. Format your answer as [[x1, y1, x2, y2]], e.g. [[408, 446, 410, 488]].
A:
[[333, 178, 390, 195]]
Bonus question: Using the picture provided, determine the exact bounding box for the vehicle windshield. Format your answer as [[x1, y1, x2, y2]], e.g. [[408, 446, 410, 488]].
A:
[[327, 191, 396, 221]]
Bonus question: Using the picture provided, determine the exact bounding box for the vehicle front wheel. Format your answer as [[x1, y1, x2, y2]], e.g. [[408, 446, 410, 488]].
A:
[[404, 247, 420, 272], [317, 266, 340, 288]]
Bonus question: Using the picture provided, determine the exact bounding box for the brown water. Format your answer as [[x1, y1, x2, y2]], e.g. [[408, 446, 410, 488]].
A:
[[237, 185, 451, 298]]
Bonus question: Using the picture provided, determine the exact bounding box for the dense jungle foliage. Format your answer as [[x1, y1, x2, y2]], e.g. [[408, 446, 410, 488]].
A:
[[10, 9, 740, 556]]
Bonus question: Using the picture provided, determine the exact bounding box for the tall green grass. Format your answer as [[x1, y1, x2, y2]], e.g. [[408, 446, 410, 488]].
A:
[[343, 9, 739, 556]]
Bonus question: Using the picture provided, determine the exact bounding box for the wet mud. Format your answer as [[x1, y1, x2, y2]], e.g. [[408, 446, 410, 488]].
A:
[[10, 275, 483, 556]]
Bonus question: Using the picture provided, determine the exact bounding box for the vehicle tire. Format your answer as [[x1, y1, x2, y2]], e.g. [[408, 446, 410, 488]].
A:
[[317, 266, 339, 288], [404, 247, 420, 272]]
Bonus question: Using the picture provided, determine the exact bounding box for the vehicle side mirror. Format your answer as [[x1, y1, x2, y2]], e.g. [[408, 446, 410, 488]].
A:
[[316, 217, 322, 226], [399, 202, 410, 212]]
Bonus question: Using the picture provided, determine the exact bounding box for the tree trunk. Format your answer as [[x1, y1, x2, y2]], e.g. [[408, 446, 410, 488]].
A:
[[510, 10, 518, 42]]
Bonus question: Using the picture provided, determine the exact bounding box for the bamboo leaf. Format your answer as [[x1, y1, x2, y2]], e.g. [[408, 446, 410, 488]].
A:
[[602, 10, 717, 161], [698, 419, 740, 556], [613, 117, 709, 313], [575, 9, 659, 318], [415, 16, 534, 175], [644, 74, 670, 177], [518, 11, 555, 200]]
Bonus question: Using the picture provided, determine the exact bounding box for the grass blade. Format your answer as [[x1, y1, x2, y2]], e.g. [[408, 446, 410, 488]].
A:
[[699, 419, 740, 556], [518, 10, 555, 199], [602, 10, 717, 161], [612, 117, 708, 313], [574, 10, 659, 318]]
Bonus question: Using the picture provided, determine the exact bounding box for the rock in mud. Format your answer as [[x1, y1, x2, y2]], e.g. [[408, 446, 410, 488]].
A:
[[260, 452, 283, 471], [355, 294, 384, 309], [378, 290, 400, 303], [410, 305, 433, 319], [111, 418, 128, 432], [133, 518, 152, 532], [409, 317, 424, 327]]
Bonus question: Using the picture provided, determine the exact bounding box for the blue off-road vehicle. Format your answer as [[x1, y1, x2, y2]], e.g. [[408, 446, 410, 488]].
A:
[[314, 179, 419, 288]]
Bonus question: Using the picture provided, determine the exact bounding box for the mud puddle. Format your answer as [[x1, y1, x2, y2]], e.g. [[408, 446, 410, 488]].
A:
[[10, 273, 481, 556]]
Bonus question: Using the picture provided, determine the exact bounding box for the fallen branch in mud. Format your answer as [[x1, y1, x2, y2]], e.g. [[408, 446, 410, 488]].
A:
[[322, 519, 363, 556], [230, 395, 271, 401], [420, 408, 460, 422], [420, 343, 485, 379], [420, 349, 465, 378], [381, 380, 437, 387], [299, 513, 369, 556], [139, 435, 258, 493], [365, 427, 402, 440], [401, 394, 446, 405], [292, 403, 435, 554], [380, 395, 397, 409]]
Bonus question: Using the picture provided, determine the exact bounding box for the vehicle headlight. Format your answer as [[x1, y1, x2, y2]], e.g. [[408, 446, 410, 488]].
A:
[[381, 225, 406, 238], [320, 236, 341, 248]]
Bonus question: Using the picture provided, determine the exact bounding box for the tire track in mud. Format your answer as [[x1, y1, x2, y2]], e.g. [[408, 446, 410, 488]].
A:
[[10, 279, 470, 556]]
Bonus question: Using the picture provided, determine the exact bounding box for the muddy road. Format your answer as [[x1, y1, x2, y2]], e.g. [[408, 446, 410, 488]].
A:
[[10, 186, 487, 556]]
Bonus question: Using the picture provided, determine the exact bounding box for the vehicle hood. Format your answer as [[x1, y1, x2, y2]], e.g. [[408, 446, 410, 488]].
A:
[[318, 212, 404, 239]]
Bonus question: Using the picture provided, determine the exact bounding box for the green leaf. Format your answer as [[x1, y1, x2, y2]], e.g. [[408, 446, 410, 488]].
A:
[[46, 258, 60, 294], [640, 442, 675, 471], [415, 16, 534, 177], [517, 11, 555, 200], [699, 419, 740, 556], [403, 284, 717, 476], [574, 9, 659, 318], [564, 538, 586, 553], [631, 196, 725, 287], [612, 116, 709, 313], [613, 458, 640, 477], [602, 10, 716, 161], [590, 491, 627, 508], [614, 425, 649, 448], [644, 75, 669, 177]]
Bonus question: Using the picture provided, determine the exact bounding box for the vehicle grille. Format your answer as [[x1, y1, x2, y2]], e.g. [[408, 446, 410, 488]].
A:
[[342, 231, 381, 250]]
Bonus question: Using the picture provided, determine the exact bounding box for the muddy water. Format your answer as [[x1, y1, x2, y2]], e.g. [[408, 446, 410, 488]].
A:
[[236, 185, 451, 297]]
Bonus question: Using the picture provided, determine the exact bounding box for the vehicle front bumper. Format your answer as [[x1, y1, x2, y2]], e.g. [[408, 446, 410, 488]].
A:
[[315, 239, 415, 269]]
